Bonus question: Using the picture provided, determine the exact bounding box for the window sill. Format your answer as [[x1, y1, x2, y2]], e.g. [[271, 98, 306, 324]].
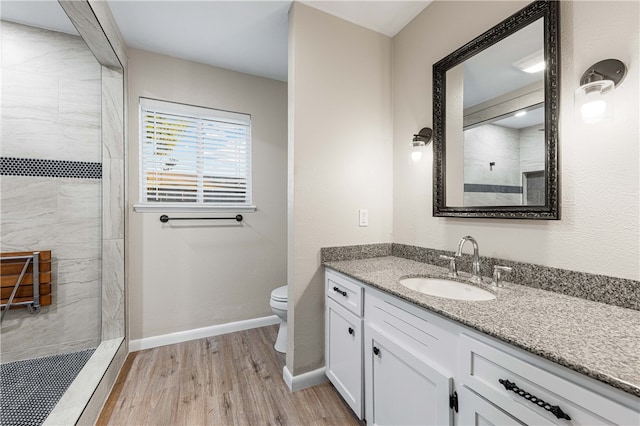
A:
[[133, 204, 257, 213]]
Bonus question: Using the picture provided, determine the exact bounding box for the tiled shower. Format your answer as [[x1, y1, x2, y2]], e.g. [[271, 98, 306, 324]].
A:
[[463, 122, 544, 206], [0, 8, 125, 425], [1, 21, 103, 362]]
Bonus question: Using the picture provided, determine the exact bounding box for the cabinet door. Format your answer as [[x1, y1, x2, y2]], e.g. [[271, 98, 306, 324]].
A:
[[458, 386, 526, 426], [326, 298, 363, 418], [365, 325, 453, 426]]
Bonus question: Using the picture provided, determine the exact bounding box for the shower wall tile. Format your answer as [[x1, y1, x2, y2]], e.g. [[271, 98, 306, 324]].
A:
[[102, 66, 122, 79], [59, 125, 102, 163], [1, 21, 101, 163], [1, 281, 100, 363], [495, 193, 523, 205], [464, 124, 521, 187], [101, 69, 124, 160], [58, 180, 102, 219], [464, 192, 522, 207], [1, 22, 99, 79], [1, 70, 59, 102], [100, 67, 125, 340], [102, 158, 124, 240], [0, 338, 98, 364], [0, 219, 101, 261], [0, 176, 57, 220], [101, 239, 124, 340], [53, 219, 101, 246], [57, 258, 101, 287], [59, 77, 101, 107], [55, 279, 101, 304], [520, 124, 545, 173], [59, 106, 101, 128], [2, 117, 101, 163]]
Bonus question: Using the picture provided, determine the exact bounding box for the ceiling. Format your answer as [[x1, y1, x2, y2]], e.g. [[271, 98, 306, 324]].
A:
[[0, 1, 431, 82], [0, 1, 78, 35]]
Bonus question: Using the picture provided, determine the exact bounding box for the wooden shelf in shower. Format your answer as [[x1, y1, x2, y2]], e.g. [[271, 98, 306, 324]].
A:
[[1, 250, 52, 309]]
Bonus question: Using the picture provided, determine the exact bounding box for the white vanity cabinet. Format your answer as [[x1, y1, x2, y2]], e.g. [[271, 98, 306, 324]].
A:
[[458, 385, 526, 425], [459, 334, 640, 426], [365, 325, 454, 425], [324, 269, 640, 426], [325, 271, 363, 418], [364, 288, 457, 425]]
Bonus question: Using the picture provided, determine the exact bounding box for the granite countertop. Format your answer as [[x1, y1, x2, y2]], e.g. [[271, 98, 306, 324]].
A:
[[324, 256, 640, 399]]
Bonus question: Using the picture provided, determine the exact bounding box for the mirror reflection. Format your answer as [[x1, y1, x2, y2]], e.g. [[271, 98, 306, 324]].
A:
[[444, 18, 546, 207]]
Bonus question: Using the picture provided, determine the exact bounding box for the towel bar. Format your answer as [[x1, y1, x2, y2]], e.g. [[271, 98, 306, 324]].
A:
[[159, 214, 243, 223]]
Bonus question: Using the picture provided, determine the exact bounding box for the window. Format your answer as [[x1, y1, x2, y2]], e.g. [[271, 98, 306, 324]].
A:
[[139, 98, 252, 209]]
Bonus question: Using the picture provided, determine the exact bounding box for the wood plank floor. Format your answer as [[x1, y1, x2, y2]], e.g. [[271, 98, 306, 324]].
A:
[[97, 325, 362, 425]]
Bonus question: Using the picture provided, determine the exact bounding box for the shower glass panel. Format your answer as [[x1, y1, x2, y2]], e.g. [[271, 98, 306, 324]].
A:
[[1, 2, 106, 424]]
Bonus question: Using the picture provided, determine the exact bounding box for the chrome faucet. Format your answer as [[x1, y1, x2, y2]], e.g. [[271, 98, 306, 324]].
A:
[[455, 236, 482, 283]]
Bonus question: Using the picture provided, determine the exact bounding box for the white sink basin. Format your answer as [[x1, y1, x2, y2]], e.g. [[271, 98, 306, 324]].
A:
[[399, 277, 496, 301]]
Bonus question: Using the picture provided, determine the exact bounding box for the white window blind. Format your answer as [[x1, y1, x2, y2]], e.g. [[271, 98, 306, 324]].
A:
[[139, 98, 251, 207]]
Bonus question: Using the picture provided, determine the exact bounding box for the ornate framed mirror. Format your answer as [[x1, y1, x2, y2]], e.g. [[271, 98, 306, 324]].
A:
[[433, 0, 559, 219]]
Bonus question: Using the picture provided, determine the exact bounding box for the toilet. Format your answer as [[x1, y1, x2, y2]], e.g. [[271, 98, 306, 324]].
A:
[[269, 285, 288, 353]]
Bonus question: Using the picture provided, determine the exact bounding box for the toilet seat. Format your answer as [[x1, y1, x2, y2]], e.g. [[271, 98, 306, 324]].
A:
[[270, 285, 288, 302]]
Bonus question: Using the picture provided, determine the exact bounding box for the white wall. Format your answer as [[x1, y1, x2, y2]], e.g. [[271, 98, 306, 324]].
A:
[[127, 49, 287, 340], [393, 1, 639, 280], [288, 3, 393, 374]]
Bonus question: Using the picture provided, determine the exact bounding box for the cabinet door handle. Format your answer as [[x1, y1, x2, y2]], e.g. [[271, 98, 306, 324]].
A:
[[373, 346, 380, 356], [348, 327, 354, 335], [499, 379, 571, 421], [332, 286, 347, 297]]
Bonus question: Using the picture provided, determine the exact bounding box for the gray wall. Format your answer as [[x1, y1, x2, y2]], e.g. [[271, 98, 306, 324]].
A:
[[287, 3, 393, 375], [126, 48, 287, 343], [393, 0, 639, 279], [1, 21, 102, 361]]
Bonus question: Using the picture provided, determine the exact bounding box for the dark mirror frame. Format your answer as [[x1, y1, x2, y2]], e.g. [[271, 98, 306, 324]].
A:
[[433, 0, 560, 219]]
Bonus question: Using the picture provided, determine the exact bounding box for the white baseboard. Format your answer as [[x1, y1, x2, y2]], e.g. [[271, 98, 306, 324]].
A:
[[129, 315, 280, 352], [283, 365, 327, 392]]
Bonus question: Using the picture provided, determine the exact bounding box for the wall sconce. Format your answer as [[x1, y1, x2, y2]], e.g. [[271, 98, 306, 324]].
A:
[[411, 127, 433, 162], [575, 59, 627, 124]]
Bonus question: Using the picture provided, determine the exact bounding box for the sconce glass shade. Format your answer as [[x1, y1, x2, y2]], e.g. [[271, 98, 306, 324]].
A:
[[575, 59, 626, 124], [410, 140, 426, 163], [575, 80, 614, 124], [410, 127, 432, 163]]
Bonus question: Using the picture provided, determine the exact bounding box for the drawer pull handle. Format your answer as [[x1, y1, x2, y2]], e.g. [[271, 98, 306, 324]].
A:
[[348, 327, 354, 335], [332, 286, 347, 297], [373, 346, 380, 356], [499, 379, 571, 421]]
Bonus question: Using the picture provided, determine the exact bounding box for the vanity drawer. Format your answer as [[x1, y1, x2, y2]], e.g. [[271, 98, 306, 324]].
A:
[[326, 270, 363, 316], [460, 334, 639, 425], [365, 289, 456, 374]]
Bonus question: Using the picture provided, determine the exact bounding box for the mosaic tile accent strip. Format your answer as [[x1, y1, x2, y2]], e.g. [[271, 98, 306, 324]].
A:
[[0, 348, 95, 426], [0, 157, 101, 179], [464, 183, 523, 194]]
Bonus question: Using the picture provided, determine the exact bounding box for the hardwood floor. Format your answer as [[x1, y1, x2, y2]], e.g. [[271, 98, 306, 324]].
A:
[[97, 325, 361, 425]]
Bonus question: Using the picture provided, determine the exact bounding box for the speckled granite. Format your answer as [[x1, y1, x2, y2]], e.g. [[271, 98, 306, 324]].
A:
[[322, 243, 640, 311], [324, 256, 640, 399], [391, 243, 640, 311], [321, 243, 392, 263]]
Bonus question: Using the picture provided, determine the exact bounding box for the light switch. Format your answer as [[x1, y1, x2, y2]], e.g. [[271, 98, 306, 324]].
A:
[[359, 209, 369, 227]]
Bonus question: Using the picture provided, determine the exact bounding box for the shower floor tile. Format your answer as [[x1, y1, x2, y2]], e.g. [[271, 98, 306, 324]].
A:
[[0, 348, 95, 426]]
